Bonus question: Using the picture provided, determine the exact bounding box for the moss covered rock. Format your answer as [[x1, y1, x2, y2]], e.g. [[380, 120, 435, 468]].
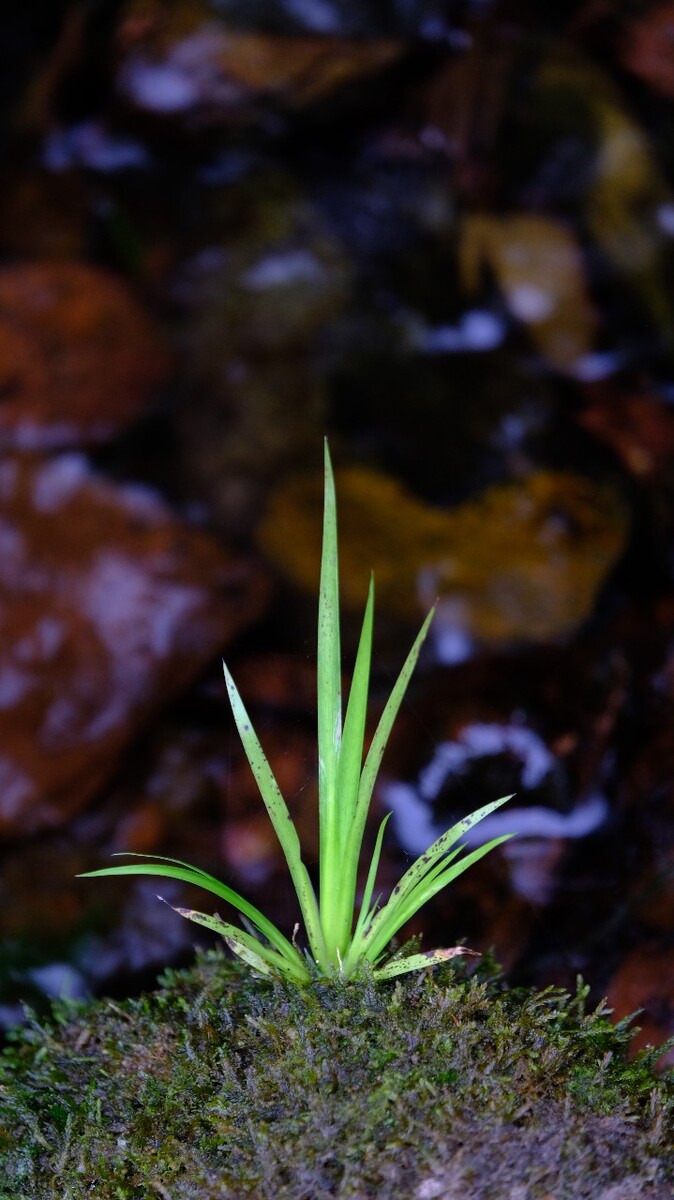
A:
[[1, 950, 672, 1199]]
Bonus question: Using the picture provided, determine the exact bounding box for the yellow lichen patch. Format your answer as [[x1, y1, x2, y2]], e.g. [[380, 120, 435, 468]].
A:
[[459, 213, 597, 373], [257, 465, 447, 618], [536, 48, 674, 343], [258, 465, 627, 643], [432, 471, 628, 641]]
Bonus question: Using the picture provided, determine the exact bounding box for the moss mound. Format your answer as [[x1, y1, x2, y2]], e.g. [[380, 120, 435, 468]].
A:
[[1, 950, 673, 1199]]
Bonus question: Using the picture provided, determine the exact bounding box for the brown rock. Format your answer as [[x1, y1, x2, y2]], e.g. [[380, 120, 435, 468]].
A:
[[579, 388, 674, 480], [607, 945, 674, 1068], [0, 453, 268, 835], [620, 4, 674, 99], [115, 4, 403, 123], [0, 172, 90, 261], [0, 262, 170, 449]]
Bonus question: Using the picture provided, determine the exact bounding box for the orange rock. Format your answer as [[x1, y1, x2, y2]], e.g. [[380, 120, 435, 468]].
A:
[[0, 453, 268, 835], [0, 262, 170, 449]]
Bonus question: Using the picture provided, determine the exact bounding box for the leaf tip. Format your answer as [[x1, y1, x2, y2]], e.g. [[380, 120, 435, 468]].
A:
[[432, 947, 480, 960]]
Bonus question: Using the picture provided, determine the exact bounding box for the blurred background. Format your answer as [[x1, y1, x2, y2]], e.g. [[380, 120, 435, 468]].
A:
[[1, 0, 673, 1061]]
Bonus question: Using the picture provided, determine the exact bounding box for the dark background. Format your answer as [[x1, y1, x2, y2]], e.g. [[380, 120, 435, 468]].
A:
[[0, 0, 673, 1062]]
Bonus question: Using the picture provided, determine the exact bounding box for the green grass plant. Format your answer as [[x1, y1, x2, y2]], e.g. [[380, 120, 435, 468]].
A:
[[79, 442, 513, 982]]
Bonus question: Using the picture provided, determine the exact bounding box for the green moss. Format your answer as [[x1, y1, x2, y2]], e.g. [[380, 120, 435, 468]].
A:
[[1, 951, 672, 1199]]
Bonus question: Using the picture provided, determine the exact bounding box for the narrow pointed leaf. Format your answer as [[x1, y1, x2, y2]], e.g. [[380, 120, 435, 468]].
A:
[[364, 833, 514, 962], [159, 901, 308, 982], [407, 835, 510, 907], [373, 946, 478, 981], [327, 577, 375, 950], [223, 939, 274, 976], [387, 795, 513, 907], [317, 441, 342, 930], [78, 858, 299, 964], [223, 664, 326, 966], [336, 576, 374, 844], [343, 607, 435, 877], [402, 834, 515, 918], [354, 813, 391, 937], [110, 850, 230, 882], [347, 813, 391, 962]]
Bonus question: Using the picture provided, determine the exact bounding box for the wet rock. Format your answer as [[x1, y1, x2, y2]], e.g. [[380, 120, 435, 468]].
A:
[[258, 463, 628, 645], [115, 3, 403, 126], [0, 709, 226, 1022], [185, 190, 351, 355], [177, 171, 350, 534], [0, 660, 315, 1018], [611, 629, 674, 952], [42, 120, 151, 174], [329, 337, 563, 511], [578, 386, 674, 481], [619, 4, 674, 99], [151, 0, 452, 37], [0, 453, 269, 835], [0, 261, 170, 449], [374, 641, 627, 971], [220, 813, 281, 884], [77, 876, 199, 985], [535, 47, 674, 356], [419, 30, 674, 363], [0, 172, 91, 261]]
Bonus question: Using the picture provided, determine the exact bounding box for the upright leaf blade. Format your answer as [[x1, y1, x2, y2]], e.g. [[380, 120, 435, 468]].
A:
[[327, 577, 375, 951], [350, 812, 391, 948], [317, 440, 342, 796], [341, 606, 435, 883], [317, 441, 343, 954], [336, 576, 374, 842]]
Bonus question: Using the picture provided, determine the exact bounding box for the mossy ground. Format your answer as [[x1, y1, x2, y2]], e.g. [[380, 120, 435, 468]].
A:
[[1, 950, 673, 1199]]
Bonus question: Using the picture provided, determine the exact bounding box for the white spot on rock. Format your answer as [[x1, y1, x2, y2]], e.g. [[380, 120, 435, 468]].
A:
[[507, 283, 555, 323], [32, 456, 90, 512], [241, 249, 326, 291]]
